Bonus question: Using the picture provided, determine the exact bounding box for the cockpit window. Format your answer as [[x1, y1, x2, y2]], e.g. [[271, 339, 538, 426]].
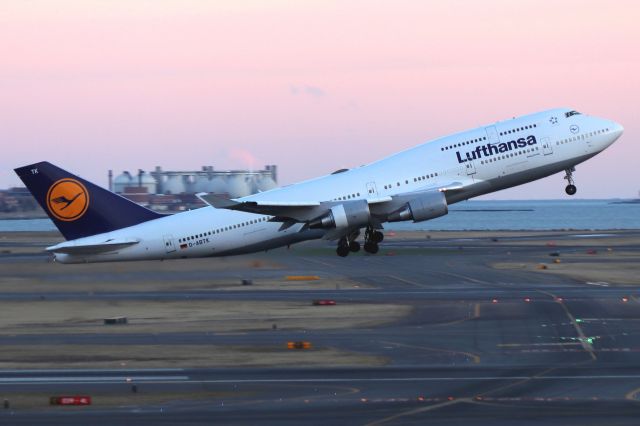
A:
[[565, 110, 581, 118]]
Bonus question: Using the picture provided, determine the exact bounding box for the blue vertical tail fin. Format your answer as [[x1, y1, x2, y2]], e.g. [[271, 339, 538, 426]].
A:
[[14, 161, 162, 240]]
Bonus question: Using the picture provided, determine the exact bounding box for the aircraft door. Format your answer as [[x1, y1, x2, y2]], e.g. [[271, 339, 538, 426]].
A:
[[541, 137, 553, 155], [366, 182, 379, 197], [584, 133, 593, 149], [163, 234, 176, 253], [485, 125, 499, 144], [465, 161, 476, 176]]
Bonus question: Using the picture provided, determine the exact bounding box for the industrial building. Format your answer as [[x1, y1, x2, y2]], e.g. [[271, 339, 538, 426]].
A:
[[108, 165, 277, 212]]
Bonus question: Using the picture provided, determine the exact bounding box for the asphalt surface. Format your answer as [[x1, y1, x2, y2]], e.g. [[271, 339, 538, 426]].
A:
[[2, 230, 640, 425]]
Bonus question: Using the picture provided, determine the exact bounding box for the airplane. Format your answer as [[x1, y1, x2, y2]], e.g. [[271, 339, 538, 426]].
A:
[[15, 108, 623, 263]]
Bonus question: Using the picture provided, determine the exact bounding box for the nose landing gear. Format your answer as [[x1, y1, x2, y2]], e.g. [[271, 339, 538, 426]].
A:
[[564, 167, 577, 196]]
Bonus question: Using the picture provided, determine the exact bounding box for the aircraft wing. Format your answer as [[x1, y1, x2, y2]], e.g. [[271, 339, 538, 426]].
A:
[[197, 178, 474, 224], [198, 193, 340, 230], [46, 238, 139, 255], [198, 178, 468, 213]]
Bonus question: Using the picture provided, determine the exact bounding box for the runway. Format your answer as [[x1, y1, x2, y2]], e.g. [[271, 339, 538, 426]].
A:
[[1, 230, 640, 424], [3, 366, 640, 425]]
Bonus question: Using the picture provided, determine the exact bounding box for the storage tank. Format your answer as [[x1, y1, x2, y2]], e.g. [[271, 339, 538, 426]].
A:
[[113, 172, 132, 194], [256, 175, 277, 192], [193, 175, 211, 193], [139, 172, 157, 194], [183, 175, 197, 194], [227, 175, 251, 198], [208, 176, 227, 193], [163, 175, 185, 194], [194, 175, 229, 193]]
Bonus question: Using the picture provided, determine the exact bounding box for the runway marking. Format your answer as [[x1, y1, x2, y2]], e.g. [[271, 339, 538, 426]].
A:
[[300, 257, 337, 268], [625, 386, 640, 401], [497, 342, 582, 348], [433, 303, 481, 327], [431, 270, 492, 285], [538, 290, 597, 361], [365, 397, 466, 426], [0, 368, 185, 373], [578, 318, 640, 322], [380, 340, 481, 364], [287, 384, 361, 405], [0, 375, 189, 384], [474, 366, 558, 402], [5, 374, 640, 386], [387, 275, 425, 288], [586, 281, 610, 287], [571, 234, 615, 238]]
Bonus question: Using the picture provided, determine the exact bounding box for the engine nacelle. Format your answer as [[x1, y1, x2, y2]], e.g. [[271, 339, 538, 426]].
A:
[[387, 191, 448, 223], [309, 199, 371, 230]]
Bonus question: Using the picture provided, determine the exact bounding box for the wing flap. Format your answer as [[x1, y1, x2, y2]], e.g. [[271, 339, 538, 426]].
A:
[[197, 193, 320, 215], [197, 193, 322, 218], [197, 178, 474, 233]]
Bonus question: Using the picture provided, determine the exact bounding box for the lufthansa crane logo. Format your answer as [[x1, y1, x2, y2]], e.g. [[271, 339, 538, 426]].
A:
[[46, 179, 89, 221]]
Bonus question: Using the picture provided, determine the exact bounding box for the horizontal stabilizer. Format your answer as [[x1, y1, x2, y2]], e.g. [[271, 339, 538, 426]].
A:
[[46, 238, 139, 255]]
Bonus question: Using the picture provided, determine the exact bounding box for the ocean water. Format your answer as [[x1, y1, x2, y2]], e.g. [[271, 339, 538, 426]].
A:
[[386, 199, 640, 231], [0, 218, 55, 232], [0, 200, 638, 232]]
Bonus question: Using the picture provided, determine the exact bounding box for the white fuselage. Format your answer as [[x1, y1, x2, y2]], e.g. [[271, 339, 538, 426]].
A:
[[52, 108, 623, 263]]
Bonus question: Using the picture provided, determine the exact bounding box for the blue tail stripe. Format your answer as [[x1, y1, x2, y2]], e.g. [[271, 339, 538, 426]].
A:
[[14, 162, 162, 240]]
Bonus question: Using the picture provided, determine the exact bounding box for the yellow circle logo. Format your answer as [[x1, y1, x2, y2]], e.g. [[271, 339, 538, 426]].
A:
[[46, 179, 89, 222]]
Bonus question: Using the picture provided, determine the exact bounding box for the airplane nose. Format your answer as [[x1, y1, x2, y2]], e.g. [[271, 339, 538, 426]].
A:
[[614, 122, 624, 136]]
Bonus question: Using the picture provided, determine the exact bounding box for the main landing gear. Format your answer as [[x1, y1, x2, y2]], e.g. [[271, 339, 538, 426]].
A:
[[335, 227, 384, 257], [336, 230, 362, 257], [564, 167, 577, 196], [363, 226, 383, 254], [336, 239, 350, 257]]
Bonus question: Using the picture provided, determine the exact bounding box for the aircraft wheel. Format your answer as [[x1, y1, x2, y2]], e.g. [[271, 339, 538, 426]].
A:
[[373, 231, 384, 243], [364, 241, 379, 254], [349, 241, 361, 253], [565, 184, 577, 196], [336, 245, 350, 257]]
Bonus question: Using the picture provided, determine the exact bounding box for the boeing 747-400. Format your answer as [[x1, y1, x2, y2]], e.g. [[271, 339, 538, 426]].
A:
[[15, 108, 623, 263]]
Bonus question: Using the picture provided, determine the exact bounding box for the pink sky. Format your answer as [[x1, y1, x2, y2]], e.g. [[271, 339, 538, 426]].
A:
[[1, 0, 638, 199]]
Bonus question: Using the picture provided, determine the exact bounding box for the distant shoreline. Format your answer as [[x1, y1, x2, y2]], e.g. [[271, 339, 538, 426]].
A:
[[0, 212, 47, 220], [2, 199, 639, 231], [1, 198, 638, 220]]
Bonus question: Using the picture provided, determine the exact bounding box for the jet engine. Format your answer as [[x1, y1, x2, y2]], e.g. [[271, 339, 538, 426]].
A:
[[387, 191, 448, 222], [309, 199, 371, 230]]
